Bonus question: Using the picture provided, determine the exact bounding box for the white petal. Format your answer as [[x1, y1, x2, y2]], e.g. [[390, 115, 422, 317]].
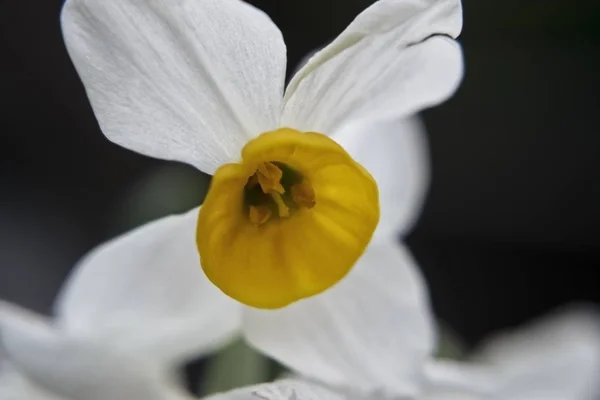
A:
[[55, 208, 242, 365], [423, 305, 600, 400], [0, 362, 66, 400], [282, 0, 463, 134], [61, 0, 286, 174], [1, 316, 65, 400], [422, 360, 496, 400], [331, 117, 429, 240], [243, 241, 434, 396], [203, 379, 346, 400], [0, 302, 190, 400], [289, 0, 461, 90], [473, 304, 600, 400]]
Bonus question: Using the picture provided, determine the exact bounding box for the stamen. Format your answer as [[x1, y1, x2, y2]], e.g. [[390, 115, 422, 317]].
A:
[[291, 182, 316, 209], [249, 205, 272, 226], [257, 162, 285, 194], [243, 161, 313, 224], [270, 192, 290, 217]]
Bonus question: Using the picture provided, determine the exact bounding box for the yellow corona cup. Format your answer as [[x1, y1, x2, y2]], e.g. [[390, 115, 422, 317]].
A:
[[197, 128, 378, 308]]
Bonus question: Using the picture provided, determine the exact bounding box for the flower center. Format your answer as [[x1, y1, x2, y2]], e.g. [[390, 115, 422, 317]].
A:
[[244, 162, 316, 226], [196, 127, 379, 309]]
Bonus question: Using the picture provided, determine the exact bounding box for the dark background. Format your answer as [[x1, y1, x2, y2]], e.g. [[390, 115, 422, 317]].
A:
[[1, 0, 599, 361]]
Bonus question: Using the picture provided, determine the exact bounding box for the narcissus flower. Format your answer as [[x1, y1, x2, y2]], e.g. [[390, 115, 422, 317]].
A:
[[61, 0, 463, 308]]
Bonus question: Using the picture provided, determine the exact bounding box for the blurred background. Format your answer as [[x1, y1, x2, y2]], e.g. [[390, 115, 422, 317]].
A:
[[1, 0, 599, 394]]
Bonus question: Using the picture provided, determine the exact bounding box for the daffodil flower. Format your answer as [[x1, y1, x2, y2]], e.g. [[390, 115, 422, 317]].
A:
[[61, 0, 463, 308]]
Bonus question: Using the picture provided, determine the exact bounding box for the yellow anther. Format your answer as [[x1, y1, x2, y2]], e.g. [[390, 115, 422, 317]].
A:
[[291, 182, 316, 209], [249, 205, 272, 226], [270, 192, 289, 217], [257, 162, 285, 194]]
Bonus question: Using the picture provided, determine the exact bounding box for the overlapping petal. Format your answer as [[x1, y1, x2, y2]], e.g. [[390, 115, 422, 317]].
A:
[[287, 0, 461, 90], [1, 334, 68, 400], [422, 360, 496, 400], [474, 305, 600, 400], [282, 0, 463, 134], [423, 305, 600, 400], [0, 302, 190, 400], [332, 117, 430, 240], [243, 241, 434, 396], [61, 0, 287, 174], [55, 208, 242, 365], [2, 330, 53, 400], [0, 362, 65, 400]]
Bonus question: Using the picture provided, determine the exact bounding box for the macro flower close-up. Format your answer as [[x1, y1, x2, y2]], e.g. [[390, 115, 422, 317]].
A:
[[3, 0, 600, 399], [60, 0, 463, 308]]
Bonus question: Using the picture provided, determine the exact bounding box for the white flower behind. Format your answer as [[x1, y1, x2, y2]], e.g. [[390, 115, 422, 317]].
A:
[[424, 305, 600, 400]]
